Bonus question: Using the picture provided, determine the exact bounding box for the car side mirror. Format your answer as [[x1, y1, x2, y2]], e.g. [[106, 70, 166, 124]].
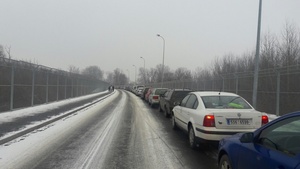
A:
[[174, 102, 180, 106], [240, 132, 254, 143]]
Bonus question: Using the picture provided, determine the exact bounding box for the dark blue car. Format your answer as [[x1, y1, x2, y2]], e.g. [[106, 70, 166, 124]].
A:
[[218, 111, 300, 169]]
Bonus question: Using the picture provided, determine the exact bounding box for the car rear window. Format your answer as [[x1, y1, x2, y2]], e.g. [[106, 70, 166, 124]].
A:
[[172, 91, 191, 99], [201, 96, 252, 109], [155, 89, 167, 95]]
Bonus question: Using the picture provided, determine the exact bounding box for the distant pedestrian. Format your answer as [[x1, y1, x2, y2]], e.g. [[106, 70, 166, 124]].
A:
[[108, 85, 113, 92]]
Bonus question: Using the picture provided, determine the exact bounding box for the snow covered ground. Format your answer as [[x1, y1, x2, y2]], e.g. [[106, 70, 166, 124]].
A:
[[0, 90, 119, 169], [0, 90, 111, 140]]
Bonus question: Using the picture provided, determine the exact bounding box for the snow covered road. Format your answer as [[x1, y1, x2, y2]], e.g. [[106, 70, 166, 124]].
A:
[[0, 90, 218, 169]]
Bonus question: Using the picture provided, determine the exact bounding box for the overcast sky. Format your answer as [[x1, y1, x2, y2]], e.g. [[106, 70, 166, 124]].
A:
[[1, 0, 300, 81]]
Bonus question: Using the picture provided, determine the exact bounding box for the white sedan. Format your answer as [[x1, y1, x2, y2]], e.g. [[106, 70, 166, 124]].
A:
[[172, 91, 269, 148]]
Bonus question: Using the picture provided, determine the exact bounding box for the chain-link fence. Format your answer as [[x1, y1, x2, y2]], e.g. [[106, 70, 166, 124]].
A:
[[148, 65, 300, 116], [0, 58, 110, 113]]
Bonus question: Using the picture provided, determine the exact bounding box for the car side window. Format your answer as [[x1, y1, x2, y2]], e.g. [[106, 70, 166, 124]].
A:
[[257, 116, 300, 156], [166, 91, 172, 99], [181, 95, 190, 107], [185, 94, 197, 109], [193, 100, 198, 109]]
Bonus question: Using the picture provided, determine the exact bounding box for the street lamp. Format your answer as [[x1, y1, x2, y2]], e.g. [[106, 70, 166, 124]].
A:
[[252, 0, 262, 109], [132, 65, 136, 85], [157, 34, 165, 88], [140, 57, 146, 84]]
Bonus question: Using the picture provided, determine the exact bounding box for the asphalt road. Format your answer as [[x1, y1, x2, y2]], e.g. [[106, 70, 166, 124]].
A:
[[1, 90, 219, 169]]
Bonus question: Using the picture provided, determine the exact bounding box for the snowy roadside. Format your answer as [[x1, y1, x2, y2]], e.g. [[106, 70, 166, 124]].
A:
[[0, 90, 113, 140]]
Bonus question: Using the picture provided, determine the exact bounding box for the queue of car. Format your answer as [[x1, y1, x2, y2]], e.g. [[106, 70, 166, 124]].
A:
[[128, 86, 299, 169]]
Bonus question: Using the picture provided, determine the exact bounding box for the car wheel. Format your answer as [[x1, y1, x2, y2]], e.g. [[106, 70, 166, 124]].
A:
[[188, 125, 197, 149], [165, 107, 171, 118], [172, 114, 177, 130], [159, 104, 163, 112], [164, 107, 170, 118], [219, 154, 232, 169]]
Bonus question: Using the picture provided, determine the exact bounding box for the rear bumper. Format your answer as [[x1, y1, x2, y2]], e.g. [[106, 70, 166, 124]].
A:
[[195, 127, 256, 141], [151, 100, 160, 105]]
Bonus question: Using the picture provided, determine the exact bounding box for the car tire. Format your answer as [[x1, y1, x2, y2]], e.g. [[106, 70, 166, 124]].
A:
[[188, 125, 197, 149], [172, 114, 177, 130], [164, 106, 169, 118], [164, 106, 170, 118], [219, 154, 232, 169], [159, 104, 163, 112]]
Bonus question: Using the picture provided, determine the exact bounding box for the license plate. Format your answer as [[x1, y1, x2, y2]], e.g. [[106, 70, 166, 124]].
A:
[[227, 119, 252, 125]]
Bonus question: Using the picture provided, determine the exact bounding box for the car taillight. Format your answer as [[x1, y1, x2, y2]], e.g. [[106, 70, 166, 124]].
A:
[[153, 96, 159, 100], [261, 115, 268, 125], [203, 115, 215, 127]]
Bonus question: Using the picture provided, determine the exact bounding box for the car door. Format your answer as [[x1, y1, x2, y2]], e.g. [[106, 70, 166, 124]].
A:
[[237, 116, 300, 169], [161, 91, 169, 111], [174, 94, 190, 129], [180, 94, 198, 130], [165, 90, 173, 113]]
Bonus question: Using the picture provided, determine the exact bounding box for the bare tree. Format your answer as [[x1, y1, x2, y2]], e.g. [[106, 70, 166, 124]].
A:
[[148, 68, 158, 83], [5, 46, 11, 59], [113, 68, 128, 85], [278, 21, 300, 100], [279, 21, 300, 68], [138, 67, 147, 84], [0, 45, 6, 58], [68, 65, 80, 74], [174, 67, 192, 80], [155, 64, 173, 82], [82, 65, 104, 80], [105, 72, 114, 84], [260, 31, 280, 69]]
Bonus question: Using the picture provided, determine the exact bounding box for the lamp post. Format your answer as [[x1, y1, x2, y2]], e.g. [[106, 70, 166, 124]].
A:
[[140, 57, 146, 84], [252, 0, 262, 109], [132, 65, 136, 85], [157, 34, 165, 88]]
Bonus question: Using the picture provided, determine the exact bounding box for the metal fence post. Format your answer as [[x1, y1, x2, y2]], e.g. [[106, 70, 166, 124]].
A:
[[71, 78, 73, 98], [235, 74, 239, 94], [46, 71, 49, 103], [57, 74, 59, 101], [64, 77, 67, 99], [276, 70, 280, 116], [31, 68, 35, 106], [10, 65, 14, 110], [76, 78, 78, 97]]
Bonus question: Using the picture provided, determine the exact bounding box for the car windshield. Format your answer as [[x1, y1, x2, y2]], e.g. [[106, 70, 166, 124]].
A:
[[201, 96, 252, 109]]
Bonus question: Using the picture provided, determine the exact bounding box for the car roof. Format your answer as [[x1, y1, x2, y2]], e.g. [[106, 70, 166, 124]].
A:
[[191, 91, 239, 97], [271, 111, 300, 121], [153, 88, 168, 90], [169, 88, 192, 91]]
